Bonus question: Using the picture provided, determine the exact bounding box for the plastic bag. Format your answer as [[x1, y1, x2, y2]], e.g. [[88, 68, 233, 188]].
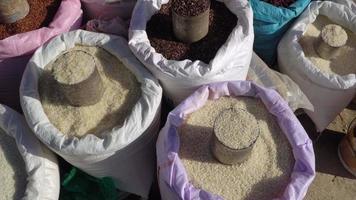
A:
[[0, 104, 60, 200], [250, 0, 311, 65], [247, 52, 313, 112], [129, 0, 254, 105], [0, 0, 83, 112], [278, 1, 356, 132], [86, 16, 129, 38], [156, 81, 315, 200], [81, 0, 136, 20], [20, 30, 163, 198]]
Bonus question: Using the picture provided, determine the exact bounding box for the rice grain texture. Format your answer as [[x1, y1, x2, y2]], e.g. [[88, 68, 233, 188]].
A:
[[39, 46, 141, 138], [0, 129, 27, 200], [299, 15, 356, 76], [321, 24, 348, 47], [214, 108, 259, 149], [179, 97, 294, 200], [53, 50, 95, 85]]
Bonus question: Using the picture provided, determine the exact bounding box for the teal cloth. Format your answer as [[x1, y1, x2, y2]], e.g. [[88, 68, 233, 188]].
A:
[[60, 168, 130, 200], [250, 0, 311, 65]]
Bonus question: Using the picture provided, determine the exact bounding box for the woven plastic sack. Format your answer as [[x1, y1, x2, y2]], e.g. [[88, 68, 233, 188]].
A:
[[0, 104, 60, 200], [328, 0, 356, 12], [20, 30, 163, 198], [247, 52, 313, 112], [250, 0, 310, 65], [129, 0, 254, 105], [81, 0, 136, 20], [278, 1, 356, 132], [156, 81, 315, 200], [0, 0, 82, 112]]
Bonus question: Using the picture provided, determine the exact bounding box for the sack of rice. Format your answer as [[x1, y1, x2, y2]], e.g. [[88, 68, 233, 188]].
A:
[[20, 30, 163, 198], [156, 81, 315, 200], [250, 0, 311, 65], [247, 52, 313, 112], [0, 0, 82, 112], [129, 0, 254, 105], [278, 1, 356, 132], [0, 104, 60, 200]]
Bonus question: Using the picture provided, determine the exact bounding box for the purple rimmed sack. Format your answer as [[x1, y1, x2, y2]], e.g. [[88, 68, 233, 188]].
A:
[[156, 81, 315, 200], [0, 0, 83, 112]]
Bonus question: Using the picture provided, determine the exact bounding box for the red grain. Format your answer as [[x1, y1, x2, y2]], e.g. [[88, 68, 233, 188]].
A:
[[0, 0, 61, 40]]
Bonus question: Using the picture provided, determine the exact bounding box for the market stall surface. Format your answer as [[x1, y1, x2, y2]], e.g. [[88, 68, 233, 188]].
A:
[[300, 106, 356, 200]]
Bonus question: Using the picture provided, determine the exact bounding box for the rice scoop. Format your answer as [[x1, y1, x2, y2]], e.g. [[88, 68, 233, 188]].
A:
[[212, 108, 260, 165]]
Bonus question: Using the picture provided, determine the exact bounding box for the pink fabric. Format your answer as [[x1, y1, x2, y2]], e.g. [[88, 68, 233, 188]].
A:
[[0, 0, 83, 112], [157, 81, 316, 200]]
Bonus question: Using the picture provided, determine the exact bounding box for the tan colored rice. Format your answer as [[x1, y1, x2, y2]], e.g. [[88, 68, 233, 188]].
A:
[[0, 129, 27, 200], [299, 15, 356, 76], [53, 50, 95, 84], [179, 97, 294, 200], [321, 24, 348, 47], [214, 108, 259, 149], [39, 45, 141, 138]]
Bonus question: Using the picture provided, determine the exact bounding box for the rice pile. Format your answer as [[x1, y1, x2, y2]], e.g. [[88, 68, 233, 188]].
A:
[[53, 50, 95, 85], [299, 15, 356, 76], [39, 45, 141, 138], [214, 108, 259, 149], [0, 129, 27, 200], [179, 97, 294, 200]]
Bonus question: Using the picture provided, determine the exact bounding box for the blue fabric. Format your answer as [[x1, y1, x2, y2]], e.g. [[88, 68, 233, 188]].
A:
[[251, 0, 311, 65]]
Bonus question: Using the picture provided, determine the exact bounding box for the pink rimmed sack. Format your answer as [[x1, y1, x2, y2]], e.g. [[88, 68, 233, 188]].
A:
[[157, 81, 315, 200], [0, 0, 83, 112]]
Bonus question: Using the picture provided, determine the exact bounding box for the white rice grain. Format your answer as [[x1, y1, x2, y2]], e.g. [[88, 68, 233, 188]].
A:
[[299, 15, 356, 76], [214, 108, 259, 149]]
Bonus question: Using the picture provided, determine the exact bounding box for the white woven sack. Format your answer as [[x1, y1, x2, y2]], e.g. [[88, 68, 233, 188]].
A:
[[0, 104, 60, 200], [129, 0, 254, 104], [278, 1, 356, 132], [20, 30, 163, 198], [326, 0, 356, 12]]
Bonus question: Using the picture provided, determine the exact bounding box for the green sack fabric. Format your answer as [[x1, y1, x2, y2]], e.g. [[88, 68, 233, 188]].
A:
[[60, 168, 130, 200], [250, 0, 311, 66]]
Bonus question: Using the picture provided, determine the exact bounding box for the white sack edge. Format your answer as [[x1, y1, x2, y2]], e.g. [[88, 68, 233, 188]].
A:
[[129, 0, 254, 103], [20, 29, 162, 157], [0, 104, 60, 200], [278, 1, 356, 90]]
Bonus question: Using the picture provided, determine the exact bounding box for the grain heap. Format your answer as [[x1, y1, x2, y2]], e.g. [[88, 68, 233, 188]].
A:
[[214, 108, 259, 150], [53, 51, 95, 85], [0, 129, 27, 200], [0, 0, 61, 40], [264, 0, 295, 7], [172, 0, 210, 17], [299, 15, 356, 76], [179, 97, 294, 200], [39, 45, 141, 138], [146, 0, 237, 63]]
